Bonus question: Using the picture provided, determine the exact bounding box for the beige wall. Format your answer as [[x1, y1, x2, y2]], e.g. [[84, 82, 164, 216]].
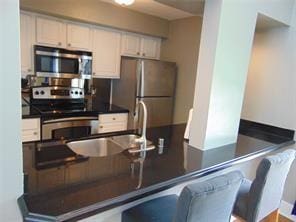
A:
[[20, 0, 169, 38], [161, 16, 202, 124]]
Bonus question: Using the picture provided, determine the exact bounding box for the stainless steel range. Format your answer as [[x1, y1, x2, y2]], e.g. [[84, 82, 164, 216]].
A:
[[31, 86, 98, 141]]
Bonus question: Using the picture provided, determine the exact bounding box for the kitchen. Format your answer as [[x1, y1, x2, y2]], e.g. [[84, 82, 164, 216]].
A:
[[1, 0, 296, 221]]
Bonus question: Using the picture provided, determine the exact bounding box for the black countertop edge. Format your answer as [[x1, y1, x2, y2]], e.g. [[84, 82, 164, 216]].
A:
[[18, 139, 295, 222]]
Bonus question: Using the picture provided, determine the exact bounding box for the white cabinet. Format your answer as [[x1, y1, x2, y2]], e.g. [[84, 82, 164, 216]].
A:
[[22, 118, 40, 142], [66, 23, 92, 51], [98, 113, 128, 133], [20, 12, 35, 76], [121, 33, 161, 59], [121, 33, 142, 57], [36, 16, 66, 47], [36, 17, 92, 51], [92, 28, 121, 78], [141, 36, 161, 59]]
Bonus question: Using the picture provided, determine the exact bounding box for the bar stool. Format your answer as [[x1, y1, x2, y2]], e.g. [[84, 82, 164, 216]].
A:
[[233, 149, 295, 222], [122, 170, 243, 222]]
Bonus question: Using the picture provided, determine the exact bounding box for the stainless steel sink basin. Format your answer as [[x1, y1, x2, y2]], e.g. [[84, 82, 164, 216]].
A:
[[112, 134, 152, 149], [66, 134, 154, 157], [67, 138, 126, 157]]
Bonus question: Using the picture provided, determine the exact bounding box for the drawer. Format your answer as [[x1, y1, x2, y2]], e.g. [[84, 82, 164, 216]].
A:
[[22, 129, 40, 142], [22, 118, 40, 130], [98, 122, 127, 134], [99, 113, 128, 123]]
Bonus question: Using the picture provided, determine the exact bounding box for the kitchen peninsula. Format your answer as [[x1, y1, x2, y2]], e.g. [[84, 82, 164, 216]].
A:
[[18, 122, 294, 221]]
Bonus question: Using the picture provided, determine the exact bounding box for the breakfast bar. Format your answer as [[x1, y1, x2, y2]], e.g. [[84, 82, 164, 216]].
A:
[[18, 122, 294, 221]]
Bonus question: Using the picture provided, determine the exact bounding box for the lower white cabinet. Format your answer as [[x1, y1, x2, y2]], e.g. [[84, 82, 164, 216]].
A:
[[22, 118, 40, 142], [98, 113, 128, 134]]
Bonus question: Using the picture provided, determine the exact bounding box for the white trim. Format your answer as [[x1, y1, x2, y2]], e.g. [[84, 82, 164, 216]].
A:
[[280, 200, 296, 221]]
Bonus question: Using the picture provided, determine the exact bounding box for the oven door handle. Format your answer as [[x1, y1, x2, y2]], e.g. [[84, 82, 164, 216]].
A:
[[43, 117, 98, 124]]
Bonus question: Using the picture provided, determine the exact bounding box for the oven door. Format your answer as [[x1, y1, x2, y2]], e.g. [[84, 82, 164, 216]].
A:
[[42, 117, 98, 140], [35, 51, 92, 79]]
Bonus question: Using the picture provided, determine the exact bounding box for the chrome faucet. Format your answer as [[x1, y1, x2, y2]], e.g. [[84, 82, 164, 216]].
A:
[[135, 101, 147, 149], [129, 100, 155, 157]]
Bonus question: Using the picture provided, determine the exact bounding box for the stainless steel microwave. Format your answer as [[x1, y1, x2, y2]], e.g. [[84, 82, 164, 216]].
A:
[[34, 45, 92, 79]]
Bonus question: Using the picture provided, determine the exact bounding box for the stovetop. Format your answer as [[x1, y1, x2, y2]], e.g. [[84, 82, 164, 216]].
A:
[[22, 97, 129, 118]]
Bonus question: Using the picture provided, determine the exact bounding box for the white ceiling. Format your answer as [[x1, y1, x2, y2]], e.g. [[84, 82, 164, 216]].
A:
[[101, 0, 197, 20]]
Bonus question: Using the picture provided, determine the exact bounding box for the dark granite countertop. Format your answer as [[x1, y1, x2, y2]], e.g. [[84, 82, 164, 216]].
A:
[[18, 123, 294, 221]]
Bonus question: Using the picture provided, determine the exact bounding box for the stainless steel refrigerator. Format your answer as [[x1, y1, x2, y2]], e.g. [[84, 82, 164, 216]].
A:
[[112, 57, 177, 129]]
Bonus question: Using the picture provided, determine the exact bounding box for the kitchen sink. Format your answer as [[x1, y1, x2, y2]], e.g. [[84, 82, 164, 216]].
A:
[[67, 134, 154, 157], [67, 138, 126, 157]]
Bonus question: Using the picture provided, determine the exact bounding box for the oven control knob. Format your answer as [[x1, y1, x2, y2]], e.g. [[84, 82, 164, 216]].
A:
[[34, 91, 39, 95], [40, 90, 45, 95], [79, 91, 83, 95], [75, 91, 78, 95], [71, 91, 73, 94]]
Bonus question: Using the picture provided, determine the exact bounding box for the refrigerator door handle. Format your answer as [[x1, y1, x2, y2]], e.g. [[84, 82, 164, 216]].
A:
[[140, 60, 145, 97]]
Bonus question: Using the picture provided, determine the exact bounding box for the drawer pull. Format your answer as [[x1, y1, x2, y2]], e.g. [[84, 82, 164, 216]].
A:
[[100, 126, 103, 128], [33, 132, 38, 135], [112, 118, 116, 120]]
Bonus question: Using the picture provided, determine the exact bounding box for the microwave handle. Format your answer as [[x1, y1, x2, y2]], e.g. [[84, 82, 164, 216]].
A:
[[78, 58, 83, 75]]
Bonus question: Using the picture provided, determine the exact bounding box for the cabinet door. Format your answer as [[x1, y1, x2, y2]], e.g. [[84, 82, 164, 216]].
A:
[[37, 167, 65, 192], [36, 16, 66, 47], [20, 12, 35, 76], [65, 162, 88, 185], [92, 28, 121, 78], [141, 37, 161, 59], [67, 23, 92, 51], [22, 118, 40, 142], [121, 33, 141, 57]]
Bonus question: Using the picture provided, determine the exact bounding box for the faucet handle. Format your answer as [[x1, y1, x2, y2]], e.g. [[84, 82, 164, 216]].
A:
[[128, 145, 155, 153]]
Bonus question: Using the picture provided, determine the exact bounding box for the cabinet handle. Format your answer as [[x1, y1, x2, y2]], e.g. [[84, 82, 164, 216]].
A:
[[112, 118, 116, 120], [68, 43, 71, 47], [27, 69, 32, 72], [58, 42, 62, 46], [137, 52, 140, 55], [33, 132, 38, 135], [142, 53, 146, 56], [93, 72, 96, 75], [100, 126, 103, 128]]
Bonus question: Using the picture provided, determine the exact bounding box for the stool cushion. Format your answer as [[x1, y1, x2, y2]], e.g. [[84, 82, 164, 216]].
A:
[[122, 195, 178, 222]]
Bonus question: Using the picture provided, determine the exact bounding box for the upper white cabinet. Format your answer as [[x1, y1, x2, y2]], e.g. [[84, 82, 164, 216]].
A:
[[20, 12, 35, 76], [66, 23, 92, 51], [36, 16, 66, 47], [141, 36, 161, 59], [92, 28, 121, 78], [36, 17, 92, 51], [121, 33, 142, 57], [121, 33, 161, 59]]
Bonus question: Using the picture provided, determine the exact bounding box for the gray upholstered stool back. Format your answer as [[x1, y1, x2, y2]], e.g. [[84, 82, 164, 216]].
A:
[[247, 149, 295, 221], [173, 171, 243, 222]]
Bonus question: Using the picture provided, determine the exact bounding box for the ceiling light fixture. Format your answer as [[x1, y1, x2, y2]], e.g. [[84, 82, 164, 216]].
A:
[[114, 0, 135, 6]]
